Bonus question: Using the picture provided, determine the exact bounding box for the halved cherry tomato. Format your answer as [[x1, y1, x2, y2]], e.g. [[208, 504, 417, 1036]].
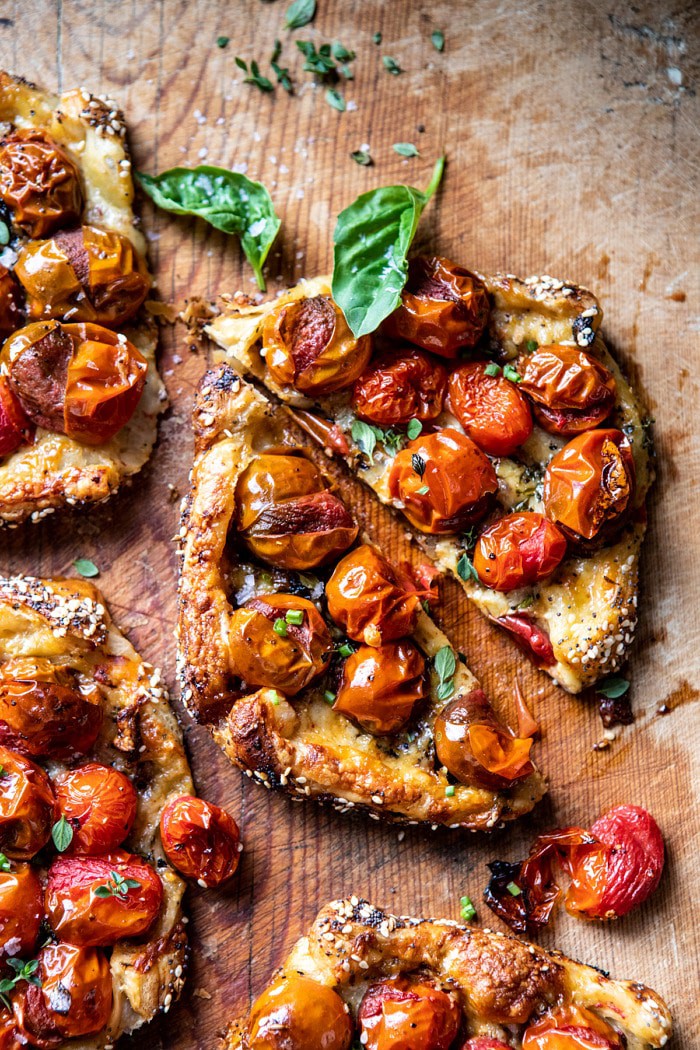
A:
[[434, 689, 534, 791], [0, 267, 23, 342], [0, 747, 55, 860], [497, 614, 556, 667], [45, 850, 163, 947], [263, 293, 373, 396], [0, 377, 33, 457], [0, 663, 102, 759], [473, 512, 567, 592], [543, 429, 635, 545], [229, 594, 333, 696], [235, 452, 358, 570], [325, 544, 421, 646], [160, 795, 242, 888], [12, 943, 112, 1043], [0, 861, 42, 968], [358, 976, 462, 1050], [520, 345, 617, 436], [388, 429, 498, 534], [247, 974, 352, 1050], [333, 641, 427, 735], [447, 360, 533, 456], [522, 1004, 624, 1049], [0, 129, 83, 238], [352, 348, 448, 426], [383, 256, 490, 358], [54, 762, 137, 855]]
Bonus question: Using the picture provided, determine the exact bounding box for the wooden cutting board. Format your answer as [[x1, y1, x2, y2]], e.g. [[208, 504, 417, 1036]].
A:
[[1, 0, 698, 1045]]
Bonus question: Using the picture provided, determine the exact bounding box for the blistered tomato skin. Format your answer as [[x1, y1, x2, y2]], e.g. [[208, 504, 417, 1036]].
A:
[[497, 614, 556, 667], [388, 429, 498, 534], [520, 345, 617, 436], [55, 763, 137, 855], [384, 255, 490, 358], [352, 348, 448, 426], [448, 360, 533, 456], [0, 129, 83, 238], [462, 1040, 512, 1050], [0, 861, 43, 968], [333, 641, 427, 736], [247, 974, 352, 1050], [0, 1010, 23, 1050], [12, 943, 112, 1043], [0, 746, 55, 860], [325, 544, 421, 647], [474, 513, 567, 592], [0, 267, 23, 341], [263, 293, 373, 396], [160, 795, 242, 888], [522, 1004, 624, 1049], [235, 452, 358, 570], [358, 976, 462, 1050], [0, 376, 33, 457], [0, 668, 102, 760], [582, 804, 665, 919]]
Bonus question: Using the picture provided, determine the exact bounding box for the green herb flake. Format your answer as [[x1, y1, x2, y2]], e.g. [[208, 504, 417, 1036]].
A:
[[434, 645, 456, 701], [460, 895, 476, 922], [0, 221, 9, 247], [444, 784, 455, 797], [411, 452, 426, 477], [297, 40, 336, 75], [0, 958, 41, 1008], [597, 676, 630, 700], [351, 150, 372, 166], [525, 339, 539, 353], [326, 88, 346, 112], [406, 418, 422, 440], [0, 853, 10, 872], [503, 364, 522, 383], [372, 31, 382, 45], [416, 484, 429, 495], [337, 642, 355, 658], [94, 871, 141, 900], [216, 35, 230, 48], [273, 618, 288, 637], [244, 60, 274, 92], [393, 142, 419, 158], [269, 691, 283, 706], [484, 362, 501, 377], [332, 42, 355, 62], [431, 30, 445, 52], [272, 61, 293, 92], [456, 553, 478, 582], [284, 0, 316, 30], [52, 815, 74, 853], [506, 881, 522, 897], [517, 594, 535, 610], [351, 420, 378, 462], [285, 609, 304, 625], [73, 558, 99, 578], [383, 55, 402, 75], [324, 690, 336, 705]]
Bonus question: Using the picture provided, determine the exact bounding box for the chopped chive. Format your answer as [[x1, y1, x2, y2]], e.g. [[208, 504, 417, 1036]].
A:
[[337, 642, 354, 658], [460, 895, 476, 921], [273, 618, 288, 637], [503, 364, 522, 383], [324, 690, 336, 704], [0, 853, 10, 872], [484, 362, 501, 377], [506, 881, 522, 896], [525, 339, 538, 353], [416, 484, 429, 495], [269, 691, 283, 706], [285, 609, 304, 625], [445, 784, 455, 797]]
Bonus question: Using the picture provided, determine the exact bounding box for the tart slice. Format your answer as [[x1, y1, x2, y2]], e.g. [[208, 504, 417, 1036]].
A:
[[177, 365, 546, 831], [223, 897, 672, 1050], [205, 266, 653, 694]]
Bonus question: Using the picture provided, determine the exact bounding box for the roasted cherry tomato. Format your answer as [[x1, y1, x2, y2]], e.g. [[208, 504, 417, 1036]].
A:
[[263, 293, 373, 396], [0, 267, 23, 342], [247, 974, 352, 1050], [333, 640, 426, 735], [522, 1004, 625, 1049], [12, 943, 112, 1043], [358, 976, 462, 1050], [0, 377, 33, 457], [235, 452, 358, 570], [496, 614, 555, 668], [388, 429, 498, 534], [0, 747, 55, 860], [543, 429, 635, 545], [3, 320, 147, 445], [434, 689, 534, 791], [384, 255, 490, 358], [0, 860, 43, 968], [0, 129, 83, 238], [45, 850, 163, 947], [473, 512, 567, 592], [0, 662, 102, 759], [325, 544, 421, 647], [352, 348, 448, 427], [577, 805, 665, 919], [229, 594, 333, 696], [520, 345, 617, 436], [462, 1040, 511, 1050], [0, 1010, 23, 1050], [160, 795, 242, 888], [54, 762, 137, 855], [15, 224, 150, 327], [447, 360, 533, 456]]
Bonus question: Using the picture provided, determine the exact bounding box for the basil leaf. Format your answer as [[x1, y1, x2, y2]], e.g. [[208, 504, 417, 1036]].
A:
[[597, 677, 630, 699], [73, 558, 99, 578], [332, 155, 445, 337], [326, 88, 346, 111], [383, 55, 402, 75], [351, 150, 372, 166], [434, 645, 456, 683], [456, 553, 478, 582], [411, 453, 426, 477], [393, 142, 419, 157], [93, 886, 113, 898], [52, 816, 74, 853], [216, 36, 230, 48], [436, 680, 454, 701], [351, 420, 378, 461], [406, 418, 422, 440], [373, 31, 382, 45], [431, 30, 445, 52], [136, 166, 280, 291], [284, 0, 316, 29]]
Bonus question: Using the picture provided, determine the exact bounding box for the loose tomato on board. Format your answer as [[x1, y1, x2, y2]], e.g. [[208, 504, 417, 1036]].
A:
[[520, 345, 617, 436], [263, 293, 372, 396], [522, 1004, 625, 1050], [160, 795, 242, 888], [235, 452, 358, 570], [352, 348, 448, 426], [12, 943, 112, 1044], [388, 429, 498, 534], [383, 256, 490, 358], [247, 974, 352, 1050], [333, 640, 427, 735], [582, 804, 665, 919], [54, 762, 137, 855], [0, 129, 83, 238], [447, 361, 533, 457], [358, 976, 462, 1050], [0, 267, 23, 342], [45, 850, 163, 947], [0, 664, 102, 760], [473, 513, 567, 592], [0, 377, 33, 457], [0, 861, 43, 968], [0, 747, 55, 860], [325, 545, 421, 647]]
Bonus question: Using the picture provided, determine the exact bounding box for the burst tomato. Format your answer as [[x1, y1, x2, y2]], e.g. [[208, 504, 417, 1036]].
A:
[[352, 348, 448, 426], [448, 360, 533, 456], [384, 255, 490, 358], [0, 377, 32, 457], [54, 762, 137, 855], [578, 804, 665, 919], [388, 429, 498, 534], [160, 795, 241, 888], [520, 345, 617, 436], [358, 976, 462, 1050], [247, 974, 352, 1050], [325, 544, 421, 646], [496, 614, 555, 667], [0, 267, 23, 342], [333, 640, 427, 735], [45, 850, 163, 947], [0, 663, 102, 759], [12, 943, 112, 1043], [522, 1004, 624, 1049], [0, 129, 83, 238], [473, 512, 567, 592], [461, 1040, 512, 1050], [235, 452, 358, 570], [0, 861, 42, 968], [0, 747, 55, 860]]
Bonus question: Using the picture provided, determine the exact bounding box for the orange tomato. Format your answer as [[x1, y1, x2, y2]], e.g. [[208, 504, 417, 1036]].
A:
[[0, 861, 43, 968], [358, 976, 461, 1050], [325, 544, 421, 646], [54, 762, 137, 855], [352, 348, 447, 426], [473, 512, 567, 591], [12, 943, 112, 1042], [0, 664, 102, 759], [522, 1004, 624, 1049], [0, 129, 83, 238], [333, 640, 426, 735], [247, 974, 352, 1050], [0, 746, 55, 860], [447, 360, 533, 456], [520, 345, 616, 436], [160, 795, 242, 888], [0, 267, 23, 342]]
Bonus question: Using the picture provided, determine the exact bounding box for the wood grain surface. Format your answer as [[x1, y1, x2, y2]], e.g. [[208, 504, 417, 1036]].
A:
[[1, 0, 698, 1046]]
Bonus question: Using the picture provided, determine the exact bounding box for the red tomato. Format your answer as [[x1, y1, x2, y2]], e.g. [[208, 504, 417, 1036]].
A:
[[352, 348, 448, 426], [247, 974, 352, 1050], [520, 345, 617, 436], [0, 861, 43, 968], [0, 747, 55, 860], [325, 544, 421, 646], [388, 429, 498, 534], [333, 641, 427, 736], [461, 1041, 511, 1050], [12, 943, 112, 1043], [0, 129, 83, 238], [448, 360, 533, 456], [522, 1004, 624, 1049], [0, 377, 33, 457], [0, 669, 102, 759], [496, 614, 555, 668], [54, 762, 137, 855], [0, 267, 23, 342], [160, 795, 242, 888], [358, 976, 462, 1050], [45, 850, 163, 947], [473, 512, 567, 591]]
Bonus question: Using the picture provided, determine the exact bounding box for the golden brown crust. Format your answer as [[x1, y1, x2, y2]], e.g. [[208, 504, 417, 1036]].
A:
[[223, 898, 672, 1050]]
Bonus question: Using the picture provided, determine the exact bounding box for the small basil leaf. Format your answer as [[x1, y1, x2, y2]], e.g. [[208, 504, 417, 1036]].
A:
[[393, 142, 419, 157], [326, 88, 346, 112], [73, 558, 99, 578], [284, 0, 316, 30], [52, 815, 74, 853], [434, 645, 456, 683], [597, 677, 630, 699], [431, 30, 445, 52], [351, 420, 378, 461], [351, 150, 372, 166], [216, 36, 230, 48], [456, 553, 478, 582], [406, 418, 422, 440], [383, 55, 402, 75]]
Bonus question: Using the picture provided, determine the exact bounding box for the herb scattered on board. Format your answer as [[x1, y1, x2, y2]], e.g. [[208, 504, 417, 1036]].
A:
[[460, 895, 476, 921], [235, 56, 274, 92], [51, 815, 74, 852], [351, 149, 372, 166], [597, 676, 630, 699], [373, 31, 382, 45], [431, 30, 445, 52], [284, 0, 316, 30], [326, 88, 346, 111], [393, 142, 419, 157], [0, 958, 40, 1010], [382, 55, 402, 75], [216, 35, 230, 49], [433, 645, 456, 701], [73, 558, 99, 578]]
